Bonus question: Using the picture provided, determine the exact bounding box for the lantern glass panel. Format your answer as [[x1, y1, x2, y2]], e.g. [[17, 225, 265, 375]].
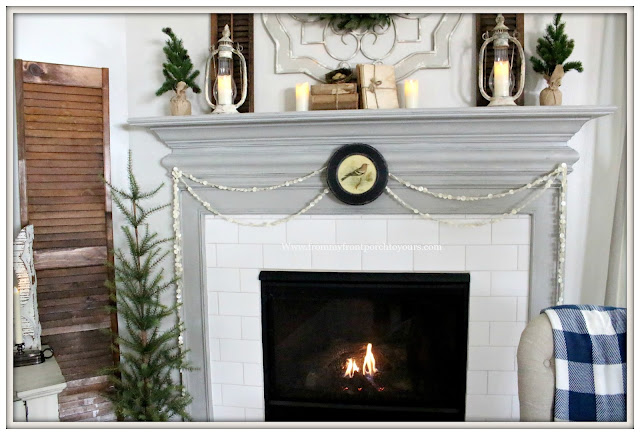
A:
[[214, 56, 237, 105], [494, 46, 508, 63], [492, 46, 510, 97]]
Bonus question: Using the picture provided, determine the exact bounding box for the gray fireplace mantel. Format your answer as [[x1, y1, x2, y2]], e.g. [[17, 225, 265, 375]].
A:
[[128, 106, 615, 421], [130, 106, 614, 188]]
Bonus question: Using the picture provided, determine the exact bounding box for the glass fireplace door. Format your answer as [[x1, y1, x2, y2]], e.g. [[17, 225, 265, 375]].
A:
[[260, 271, 470, 421]]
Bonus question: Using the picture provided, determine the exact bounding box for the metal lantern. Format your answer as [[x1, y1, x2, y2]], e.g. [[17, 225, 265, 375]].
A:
[[205, 24, 247, 114], [478, 14, 525, 106]]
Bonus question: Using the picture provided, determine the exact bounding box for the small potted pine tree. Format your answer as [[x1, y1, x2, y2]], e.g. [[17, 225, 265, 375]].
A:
[[156, 27, 201, 115], [530, 14, 583, 106]]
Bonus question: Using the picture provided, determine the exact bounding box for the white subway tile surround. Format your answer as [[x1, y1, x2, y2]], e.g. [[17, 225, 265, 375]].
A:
[[205, 214, 531, 422]]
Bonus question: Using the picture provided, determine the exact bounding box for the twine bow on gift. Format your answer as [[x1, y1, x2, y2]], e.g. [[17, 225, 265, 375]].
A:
[[367, 77, 387, 108], [367, 78, 383, 94]]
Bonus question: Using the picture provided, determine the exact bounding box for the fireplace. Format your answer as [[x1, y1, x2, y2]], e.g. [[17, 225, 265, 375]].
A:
[[260, 271, 470, 421], [129, 106, 612, 420]]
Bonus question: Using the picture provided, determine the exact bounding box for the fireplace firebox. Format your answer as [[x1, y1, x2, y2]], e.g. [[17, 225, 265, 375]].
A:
[[260, 271, 470, 421]]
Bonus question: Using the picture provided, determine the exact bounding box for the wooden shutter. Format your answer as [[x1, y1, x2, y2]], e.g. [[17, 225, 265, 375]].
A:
[[475, 14, 525, 106], [210, 13, 254, 112], [15, 59, 117, 422]]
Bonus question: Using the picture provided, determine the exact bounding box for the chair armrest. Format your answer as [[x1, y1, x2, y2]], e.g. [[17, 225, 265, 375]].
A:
[[517, 313, 555, 421]]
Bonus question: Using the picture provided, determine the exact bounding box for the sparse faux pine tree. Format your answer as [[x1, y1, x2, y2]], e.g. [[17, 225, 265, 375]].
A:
[[103, 152, 193, 421], [156, 27, 201, 96], [530, 14, 584, 78]]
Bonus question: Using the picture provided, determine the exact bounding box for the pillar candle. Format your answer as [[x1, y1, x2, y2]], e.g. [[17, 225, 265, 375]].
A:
[[404, 79, 419, 109], [14, 287, 23, 345], [493, 60, 510, 97], [295, 82, 310, 111], [217, 75, 233, 106]]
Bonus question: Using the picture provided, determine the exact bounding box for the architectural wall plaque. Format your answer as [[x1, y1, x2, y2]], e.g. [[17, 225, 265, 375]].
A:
[[262, 13, 462, 82]]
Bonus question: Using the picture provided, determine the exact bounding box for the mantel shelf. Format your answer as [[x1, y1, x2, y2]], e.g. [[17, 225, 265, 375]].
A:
[[129, 105, 615, 187], [128, 105, 615, 129]]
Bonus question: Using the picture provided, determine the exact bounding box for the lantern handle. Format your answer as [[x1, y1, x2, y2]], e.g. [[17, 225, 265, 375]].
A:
[[204, 48, 220, 110], [231, 46, 248, 109], [508, 34, 526, 101], [477, 35, 495, 102]]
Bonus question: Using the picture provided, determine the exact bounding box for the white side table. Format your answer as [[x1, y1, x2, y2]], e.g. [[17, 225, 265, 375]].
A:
[[13, 354, 67, 422]]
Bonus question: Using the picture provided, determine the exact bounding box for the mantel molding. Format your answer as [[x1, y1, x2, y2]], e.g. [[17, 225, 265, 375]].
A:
[[129, 105, 614, 129], [129, 106, 615, 188], [129, 106, 614, 421]]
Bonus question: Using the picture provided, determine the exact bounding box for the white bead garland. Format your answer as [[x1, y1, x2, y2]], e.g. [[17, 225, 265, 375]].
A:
[[170, 163, 570, 394], [389, 167, 562, 202], [171, 168, 186, 392], [385, 174, 557, 227], [180, 177, 330, 227], [556, 163, 568, 305], [183, 167, 327, 192]]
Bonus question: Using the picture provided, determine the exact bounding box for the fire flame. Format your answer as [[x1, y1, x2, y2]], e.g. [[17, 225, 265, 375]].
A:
[[342, 343, 379, 380], [344, 358, 359, 378], [362, 343, 378, 377]]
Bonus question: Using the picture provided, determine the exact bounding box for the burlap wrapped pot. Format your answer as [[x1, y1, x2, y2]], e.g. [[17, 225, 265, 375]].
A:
[[539, 65, 565, 106], [170, 81, 192, 116]]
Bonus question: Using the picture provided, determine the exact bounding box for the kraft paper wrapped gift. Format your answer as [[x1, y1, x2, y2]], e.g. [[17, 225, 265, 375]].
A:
[[357, 64, 399, 109], [310, 83, 358, 110]]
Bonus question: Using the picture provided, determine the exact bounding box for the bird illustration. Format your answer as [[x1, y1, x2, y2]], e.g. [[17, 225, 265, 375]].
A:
[[341, 163, 368, 182]]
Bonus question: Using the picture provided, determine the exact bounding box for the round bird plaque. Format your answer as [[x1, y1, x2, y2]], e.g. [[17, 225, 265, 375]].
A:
[[327, 144, 388, 205]]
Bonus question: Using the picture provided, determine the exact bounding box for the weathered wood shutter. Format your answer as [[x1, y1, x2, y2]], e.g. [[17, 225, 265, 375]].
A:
[[475, 14, 525, 106], [15, 59, 117, 422], [210, 13, 254, 112]]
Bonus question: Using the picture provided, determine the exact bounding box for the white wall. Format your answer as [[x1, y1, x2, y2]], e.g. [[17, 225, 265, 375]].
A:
[[124, 14, 211, 312]]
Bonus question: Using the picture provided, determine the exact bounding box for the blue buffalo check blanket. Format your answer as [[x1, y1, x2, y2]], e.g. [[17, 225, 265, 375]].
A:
[[542, 305, 627, 421]]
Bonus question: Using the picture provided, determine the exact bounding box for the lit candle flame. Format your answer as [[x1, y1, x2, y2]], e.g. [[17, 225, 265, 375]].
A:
[[362, 343, 377, 377], [344, 358, 359, 378]]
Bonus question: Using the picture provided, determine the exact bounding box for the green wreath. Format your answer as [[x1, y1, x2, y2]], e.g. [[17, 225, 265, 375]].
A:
[[312, 14, 392, 32]]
